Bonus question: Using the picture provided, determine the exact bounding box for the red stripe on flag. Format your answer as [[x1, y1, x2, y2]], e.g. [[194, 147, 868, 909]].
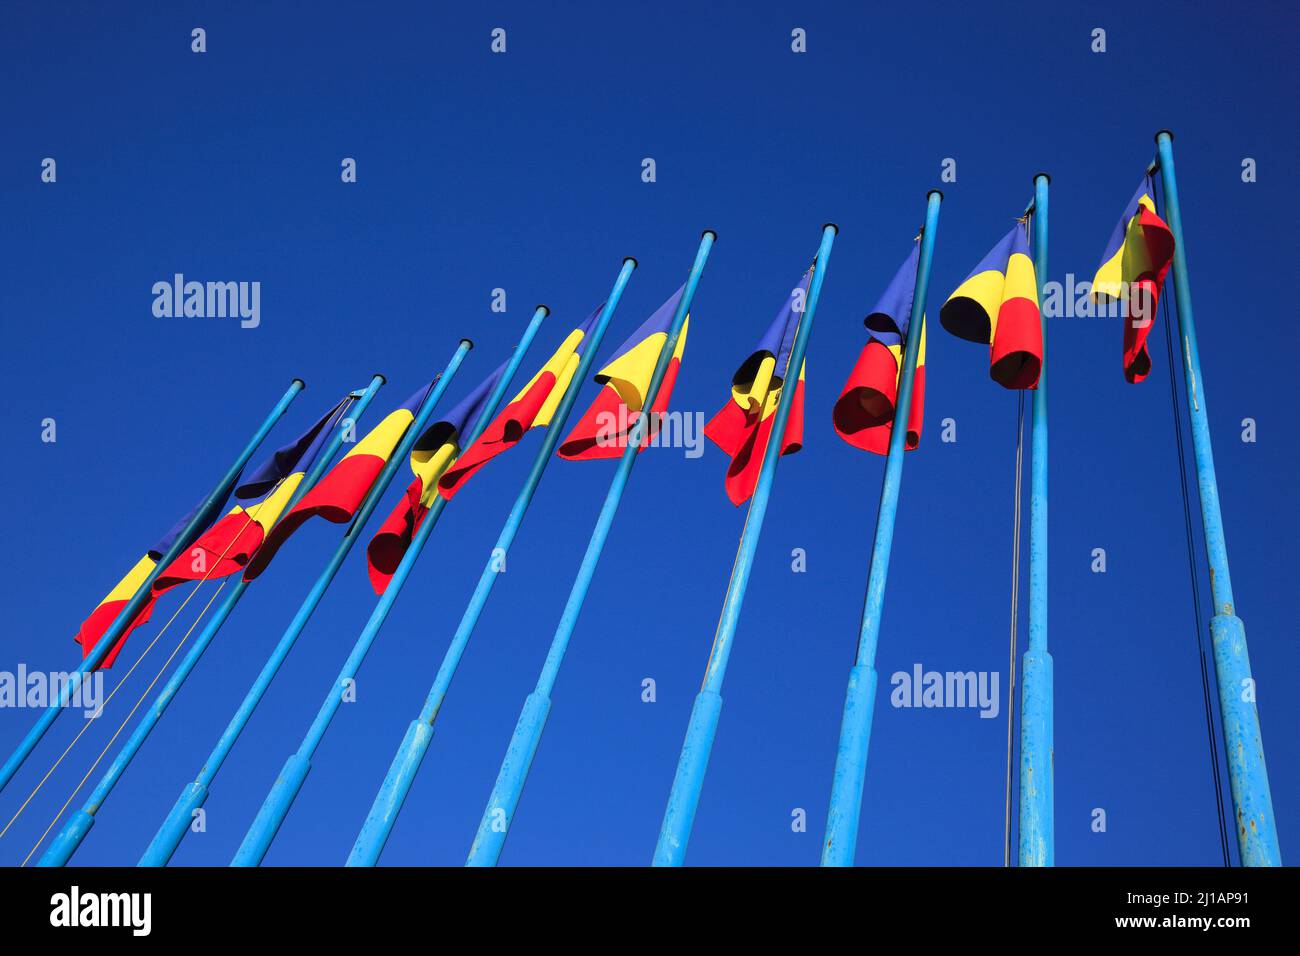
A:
[[438, 371, 557, 500], [365, 476, 428, 595], [152, 512, 265, 592], [1123, 205, 1176, 384], [559, 357, 683, 461], [242, 453, 385, 581], [74, 595, 157, 670], [706, 377, 804, 506], [832, 340, 903, 456], [703, 400, 752, 461], [990, 297, 1042, 389]]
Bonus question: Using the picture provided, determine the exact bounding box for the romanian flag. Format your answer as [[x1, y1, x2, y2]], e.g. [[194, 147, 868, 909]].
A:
[[1091, 178, 1175, 383], [242, 381, 438, 581], [72, 398, 348, 668], [150, 398, 348, 591], [366, 366, 506, 593], [940, 224, 1042, 389], [833, 243, 927, 455], [74, 481, 233, 667], [437, 307, 602, 500], [558, 287, 689, 460], [705, 269, 810, 505]]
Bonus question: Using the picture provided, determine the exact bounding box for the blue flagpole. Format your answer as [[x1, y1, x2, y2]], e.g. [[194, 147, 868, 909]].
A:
[[347, 259, 637, 866], [1153, 131, 1280, 866], [653, 225, 838, 867], [466, 231, 716, 867], [0, 377, 305, 797], [231, 308, 549, 866], [37, 375, 387, 867], [139, 342, 473, 867], [1019, 172, 1053, 866], [819, 193, 943, 867]]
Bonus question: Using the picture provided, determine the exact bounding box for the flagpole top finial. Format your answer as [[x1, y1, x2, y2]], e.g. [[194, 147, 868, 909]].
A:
[[701, 229, 718, 242], [292, 378, 306, 389], [1155, 129, 1175, 143], [822, 222, 839, 235], [1033, 172, 1051, 185], [927, 189, 944, 202], [371, 373, 387, 385], [460, 338, 475, 351], [535, 305, 550, 318], [623, 256, 639, 269]]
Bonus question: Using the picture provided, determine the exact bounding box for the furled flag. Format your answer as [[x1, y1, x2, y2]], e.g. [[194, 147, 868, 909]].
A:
[[1091, 178, 1175, 383], [242, 381, 438, 581], [705, 269, 810, 504], [72, 487, 234, 668], [833, 242, 927, 455], [437, 306, 603, 500], [73, 397, 348, 668], [940, 223, 1042, 389], [558, 287, 689, 460], [366, 366, 505, 593], [150, 397, 348, 591]]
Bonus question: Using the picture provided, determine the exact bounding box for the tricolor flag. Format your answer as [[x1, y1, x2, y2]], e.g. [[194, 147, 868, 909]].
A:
[[437, 307, 603, 500], [150, 398, 348, 591], [558, 287, 689, 460], [73, 484, 235, 668], [1091, 178, 1175, 383], [73, 397, 349, 668], [833, 242, 927, 455], [366, 366, 505, 593], [705, 269, 810, 504], [243, 381, 438, 581], [940, 223, 1042, 389]]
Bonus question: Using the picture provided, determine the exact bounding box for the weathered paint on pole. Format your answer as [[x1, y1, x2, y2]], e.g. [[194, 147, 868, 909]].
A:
[[347, 259, 638, 866], [654, 224, 838, 867], [37, 376, 387, 867], [466, 231, 716, 867], [1154, 131, 1280, 866], [232, 309, 548, 866], [139, 344, 473, 867], [819, 193, 942, 867], [0, 378, 305, 797], [1018, 172, 1053, 867]]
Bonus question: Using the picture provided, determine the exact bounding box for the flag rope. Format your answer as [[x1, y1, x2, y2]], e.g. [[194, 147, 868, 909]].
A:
[[0, 580, 216, 840], [1003, 389, 1025, 866], [21, 579, 230, 865], [1153, 175, 1231, 865], [0, 477, 284, 844]]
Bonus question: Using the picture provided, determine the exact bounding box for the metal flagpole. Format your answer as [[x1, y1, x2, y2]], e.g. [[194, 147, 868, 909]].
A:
[[818, 193, 943, 866], [1018, 172, 1053, 866], [347, 259, 637, 866], [653, 225, 838, 867], [465, 230, 716, 867], [0, 377, 305, 797], [1153, 131, 1280, 866], [231, 308, 548, 865], [139, 341, 473, 866], [37, 375, 387, 866]]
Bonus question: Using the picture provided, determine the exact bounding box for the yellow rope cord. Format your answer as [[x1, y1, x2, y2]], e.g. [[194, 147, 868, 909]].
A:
[[20, 580, 228, 865], [0, 577, 216, 840], [4, 396, 355, 852], [0, 482, 280, 842]]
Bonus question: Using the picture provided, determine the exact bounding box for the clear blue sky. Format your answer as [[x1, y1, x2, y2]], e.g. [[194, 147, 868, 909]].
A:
[[1, 1, 1295, 866]]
